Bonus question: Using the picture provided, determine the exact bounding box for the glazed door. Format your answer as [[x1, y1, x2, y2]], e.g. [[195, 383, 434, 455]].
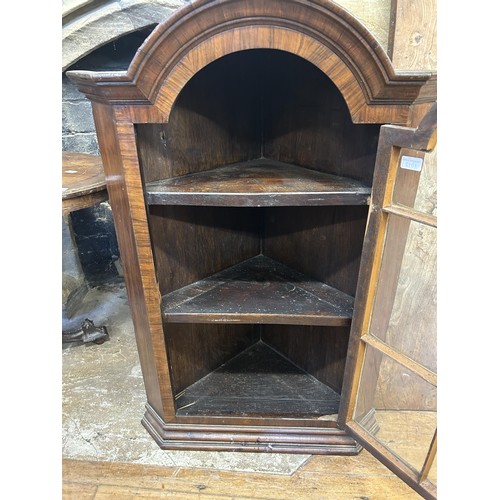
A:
[[339, 104, 437, 500]]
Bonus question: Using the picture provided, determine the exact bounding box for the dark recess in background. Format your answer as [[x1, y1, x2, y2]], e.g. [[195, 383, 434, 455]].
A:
[[65, 26, 156, 283]]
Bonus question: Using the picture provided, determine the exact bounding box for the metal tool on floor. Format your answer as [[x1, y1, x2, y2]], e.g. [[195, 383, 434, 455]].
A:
[[62, 319, 109, 345]]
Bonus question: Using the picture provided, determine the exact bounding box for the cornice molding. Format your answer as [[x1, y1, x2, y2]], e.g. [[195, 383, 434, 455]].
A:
[[68, 0, 436, 124]]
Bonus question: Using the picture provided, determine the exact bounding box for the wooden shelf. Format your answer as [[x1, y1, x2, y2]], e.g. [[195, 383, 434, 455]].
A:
[[62, 152, 108, 215], [145, 159, 371, 207], [175, 341, 341, 418], [161, 255, 354, 326]]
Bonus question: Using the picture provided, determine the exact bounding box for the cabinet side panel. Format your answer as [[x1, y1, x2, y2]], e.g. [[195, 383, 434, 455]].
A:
[[262, 325, 350, 394], [264, 206, 368, 297], [91, 103, 174, 419], [148, 205, 261, 295], [261, 50, 380, 184], [166, 324, 260, 396], [262, 51, 346, 174], [341, 121, 381, 185], [136, 52, 262, 184]]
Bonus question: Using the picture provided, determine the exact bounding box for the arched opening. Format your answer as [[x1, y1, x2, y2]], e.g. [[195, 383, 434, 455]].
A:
[[138, 49, 380, 184], [136, 49, 380, 412]]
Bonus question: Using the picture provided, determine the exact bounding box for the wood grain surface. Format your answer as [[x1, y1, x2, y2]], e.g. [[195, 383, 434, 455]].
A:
[[264, 205, 369, 297], [262, 324, 350, 394], [62, 151, 108, 214], [339, 103, 437, 425], [338, 105, 437, 498], [162, 255, 354, 326], [62, 152, 106, 199], [175, 342, 342, 418], [62, 431, 424, 499], [389, 0, 437, 71], [146, 159, 371, 207], [147, 205, 260, 296], [91, 104, 175, 420], [380, 0, 438, 415], [164, 323, 259, 396]]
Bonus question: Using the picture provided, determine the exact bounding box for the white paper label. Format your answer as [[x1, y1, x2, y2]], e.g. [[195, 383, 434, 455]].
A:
[[400, 155, 423, 172]]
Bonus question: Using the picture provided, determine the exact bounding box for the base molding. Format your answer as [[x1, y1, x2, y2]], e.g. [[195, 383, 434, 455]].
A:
[[142, 404, 361, 455]]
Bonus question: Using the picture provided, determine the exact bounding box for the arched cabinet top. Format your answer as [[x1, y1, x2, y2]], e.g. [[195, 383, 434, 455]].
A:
[[67, 0, 436, 124]]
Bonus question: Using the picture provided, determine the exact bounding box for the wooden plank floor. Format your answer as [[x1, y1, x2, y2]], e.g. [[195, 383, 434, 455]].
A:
[[63, 449, 422, 499]]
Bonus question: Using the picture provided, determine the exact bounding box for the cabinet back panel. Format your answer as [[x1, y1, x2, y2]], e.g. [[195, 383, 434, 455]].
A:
[[148, 205, 261, 295], [263, 205, 368, 297], [136, 52, 263, 184], [340, 120, 381, 185], [262, 325, 350, 394], [260, 50, 380, 184], [165, 323, 259, 397], [136, 50, 380, 185], [261, 50, 344, 172]]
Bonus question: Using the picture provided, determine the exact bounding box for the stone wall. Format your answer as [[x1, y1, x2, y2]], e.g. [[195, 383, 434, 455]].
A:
[[62, 74, 100, 155]]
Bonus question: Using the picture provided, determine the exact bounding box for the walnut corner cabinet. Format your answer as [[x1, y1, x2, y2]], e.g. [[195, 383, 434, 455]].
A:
[[68, 1, 437, 498]]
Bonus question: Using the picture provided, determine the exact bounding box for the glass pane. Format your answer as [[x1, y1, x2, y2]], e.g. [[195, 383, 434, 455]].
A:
[[354, 344, 436, 474], [369, 215, 436, 373], [393, 147, 437, 217], [427, 452, 437, 486]]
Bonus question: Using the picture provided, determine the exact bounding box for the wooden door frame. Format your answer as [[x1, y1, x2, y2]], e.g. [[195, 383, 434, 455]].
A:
[[338, 103, 437, 499]]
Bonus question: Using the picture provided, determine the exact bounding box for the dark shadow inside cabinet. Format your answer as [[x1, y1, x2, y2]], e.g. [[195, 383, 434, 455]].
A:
[[136, 49, 380, 419]]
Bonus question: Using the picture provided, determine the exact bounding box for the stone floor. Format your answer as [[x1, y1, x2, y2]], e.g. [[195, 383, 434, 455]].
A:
[[62, 280, 310, 475]]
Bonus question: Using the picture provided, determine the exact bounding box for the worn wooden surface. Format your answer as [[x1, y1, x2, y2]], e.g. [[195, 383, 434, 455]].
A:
[[165, 324, 259, 396], [63, 458, 422, 499], [137, 47, 379, 211], [148, 203, 260, 396], [356, 345, 436, 428], [258, 50, 381, 182], [368, 149, 423, 346], [146, 159, 371, 207], [62, 433, 424, 499], [373, 219, 437, 373], [62, 151, 108, 214], [162, 255, 354, 326], [138, 49, 381, 188], [135, 51, 261, 184], [143, 403, 358, 454], [148, 205, 260, 296], [91, 104, 175, 421], [262, 325, 350, 394], [339, 104, 437, 423], [264, 205, 369, 297], [389, 0, 437, 71], [175, 342, 341, 418]]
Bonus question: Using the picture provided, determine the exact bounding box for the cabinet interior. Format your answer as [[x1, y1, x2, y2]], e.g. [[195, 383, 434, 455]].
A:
[[135, 49, 380, 419]]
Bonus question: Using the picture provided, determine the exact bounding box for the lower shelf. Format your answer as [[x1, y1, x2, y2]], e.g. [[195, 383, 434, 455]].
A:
[[175, 341, 341, 418], [141, 341, 365, 454]]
